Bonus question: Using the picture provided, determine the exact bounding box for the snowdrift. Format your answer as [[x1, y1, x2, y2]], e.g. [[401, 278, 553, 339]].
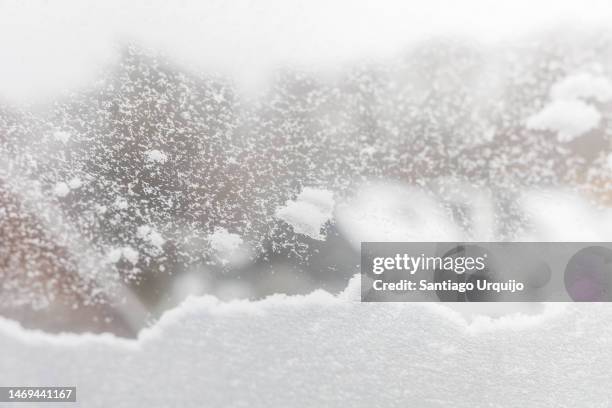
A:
[[0, 275, 605, 407]]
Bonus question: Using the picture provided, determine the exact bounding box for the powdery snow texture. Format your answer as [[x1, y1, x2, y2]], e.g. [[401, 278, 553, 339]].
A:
[[144, 149, 168, 164], [209, 227, 244, 263], [0, 276, 607, 407], [137, 225, 165, 250], [275, 187, 335, 240]]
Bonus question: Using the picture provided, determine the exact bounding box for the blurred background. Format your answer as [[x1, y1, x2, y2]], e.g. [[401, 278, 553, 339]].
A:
[[2, 1, 612, 337]]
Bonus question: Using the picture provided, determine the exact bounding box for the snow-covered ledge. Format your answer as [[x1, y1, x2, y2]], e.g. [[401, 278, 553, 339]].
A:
[[1, 275, 605, 407]]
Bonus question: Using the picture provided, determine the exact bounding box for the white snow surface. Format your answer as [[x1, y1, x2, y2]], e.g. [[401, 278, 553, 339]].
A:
[[526, 99, 601, 142], [275, 187, 335, 240], [1, 275, 610, 407]]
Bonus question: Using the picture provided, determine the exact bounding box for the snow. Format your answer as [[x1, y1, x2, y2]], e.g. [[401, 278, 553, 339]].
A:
[[526, 72, 611, 142], [105, 248, 123, 264], [275, 187, 335, 240], [68, 177, 83, 190], [209, 227, 244, 263], [52, 130, 71, 143], [121, 246, 139, 265], [4, 0, 612, 104], [113, 197, 129, 210], [526, 99, 601, 142], [144, 149, 168, 164], [3, 7, 612, 403], [550, 72, 612, 102], [54, 178, 83, 197], [105, 246, 139, 265], [607, 153, 612, 170], [4, 25, 612, 303], [336, 183, 463, 246], [518, 190, 612, 241], [53, 182, 70, 197], [1, 277, 610, 407], [137, 226, 165, 250], [171, 272, 209, 299]]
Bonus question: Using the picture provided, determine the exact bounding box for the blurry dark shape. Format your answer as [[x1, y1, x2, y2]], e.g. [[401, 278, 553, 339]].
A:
[[525, 259, 552, 289], [434, 244, 500, 301], [564, 246, 612, 301]]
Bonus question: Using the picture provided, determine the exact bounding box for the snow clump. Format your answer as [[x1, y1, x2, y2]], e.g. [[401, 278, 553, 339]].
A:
[[526, 99, 601, 142], [550, 72, 612, 102], [209, 227, 244, 264], [137, 225, 165, 251], [527, 72, 612, 142], [106, 247, 140, 265], [275, 187, 335, 240], [145, 149, 168, 164]]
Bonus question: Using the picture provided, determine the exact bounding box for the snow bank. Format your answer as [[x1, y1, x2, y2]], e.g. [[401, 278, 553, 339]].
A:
[[275, 187, 335, 240], [0, 275, 609, 407]]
